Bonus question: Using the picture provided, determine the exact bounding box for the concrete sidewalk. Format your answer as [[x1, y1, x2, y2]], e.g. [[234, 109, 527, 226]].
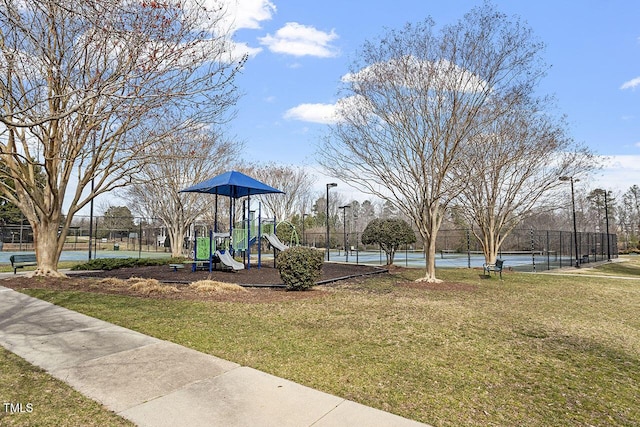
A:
[[0, 285, 429, 427]]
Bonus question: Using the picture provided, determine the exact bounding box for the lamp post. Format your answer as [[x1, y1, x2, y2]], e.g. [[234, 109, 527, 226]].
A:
[[326, 183, 337, 261], [88, 128, 99, 261], [88, 158, 95, 259], [339, 205, 351, 262], [560, 176, 580, 268], [604, 190, 611, 261]]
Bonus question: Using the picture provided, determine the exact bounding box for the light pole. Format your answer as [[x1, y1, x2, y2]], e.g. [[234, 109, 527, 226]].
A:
[[326, 183, 337, 261], [560, 176, 580, 268], [339, 205, 351, 262], [604, 190, 611, 261], [88, 136, 96, 261]]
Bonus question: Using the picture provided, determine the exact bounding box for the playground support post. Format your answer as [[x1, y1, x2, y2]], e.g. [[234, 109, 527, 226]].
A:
[[208, 229, 213, 272], [247, 193, 252, 270], [257, 202, 262, 268]]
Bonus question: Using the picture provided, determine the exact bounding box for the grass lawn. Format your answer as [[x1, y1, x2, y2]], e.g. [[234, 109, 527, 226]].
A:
[[0, 347, 133, 426], [552, 255, 640, 278], [14, 258, 640, 426]]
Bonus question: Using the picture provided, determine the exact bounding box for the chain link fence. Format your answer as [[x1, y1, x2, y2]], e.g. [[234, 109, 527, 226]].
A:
[[302, 228, 618, 271], [1, 216, 618, 271], [0, 216, 169, 255]]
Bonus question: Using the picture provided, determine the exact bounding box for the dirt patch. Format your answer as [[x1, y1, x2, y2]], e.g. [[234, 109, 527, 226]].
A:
[[2, 263, 388, 303]]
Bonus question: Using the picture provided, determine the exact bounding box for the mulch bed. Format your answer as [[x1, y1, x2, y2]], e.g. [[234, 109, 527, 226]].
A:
[[72, 262, 386, 286], [1, 263, 389, 303]]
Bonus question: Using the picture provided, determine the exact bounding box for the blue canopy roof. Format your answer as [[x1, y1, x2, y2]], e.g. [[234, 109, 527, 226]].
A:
[[179, 170, 284, 198]]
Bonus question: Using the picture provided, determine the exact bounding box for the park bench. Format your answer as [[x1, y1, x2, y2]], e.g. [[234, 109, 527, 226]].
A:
[[168, 263, 185, 272], [483, 259, 504, 279], [9, 253, 37, 274]]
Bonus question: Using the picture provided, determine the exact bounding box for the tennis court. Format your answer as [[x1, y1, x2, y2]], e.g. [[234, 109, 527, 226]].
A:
[[0, 250, 170, 265], [327, 249, 578, 272]]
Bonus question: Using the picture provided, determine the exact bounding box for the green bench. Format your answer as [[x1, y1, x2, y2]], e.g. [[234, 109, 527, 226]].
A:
[[9, 253, 37, 274], [169, 263, 185, 271], [483, 259, 504, 279]]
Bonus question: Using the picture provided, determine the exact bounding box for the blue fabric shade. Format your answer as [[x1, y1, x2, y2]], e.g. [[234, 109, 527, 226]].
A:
[[179, 170, 284, 198]]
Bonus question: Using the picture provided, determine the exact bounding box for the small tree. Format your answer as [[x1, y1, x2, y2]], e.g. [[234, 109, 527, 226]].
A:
[[102, 206, 136, 239], [361, 218, 416, 265]]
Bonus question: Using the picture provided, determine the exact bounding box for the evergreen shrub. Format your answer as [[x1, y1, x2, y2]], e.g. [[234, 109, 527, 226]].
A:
[[276, 247, 323, 291]]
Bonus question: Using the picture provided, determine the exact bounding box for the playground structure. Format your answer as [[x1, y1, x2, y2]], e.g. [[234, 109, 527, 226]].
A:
[[180, 170, 291, 271], [191, 217, 291, 272]]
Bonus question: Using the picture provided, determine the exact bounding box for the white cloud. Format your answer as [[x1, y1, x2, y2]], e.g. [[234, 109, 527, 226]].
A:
[[343, 56, 488, 94], [259, 22, 339, 57], [620, 76, 640, 90], [285, 96, 374, 125], [193, 1, 274, 61], [596, 155, 640, 192], [635, 141, 640, 148], [216, 0, 276, 31], [284, 103, 338, 124], [226, 41, 263, 62]]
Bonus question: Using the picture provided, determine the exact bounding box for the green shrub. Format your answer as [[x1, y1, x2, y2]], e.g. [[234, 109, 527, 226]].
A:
[[276, 247, 324, 291], [71, 257, 185, 271]]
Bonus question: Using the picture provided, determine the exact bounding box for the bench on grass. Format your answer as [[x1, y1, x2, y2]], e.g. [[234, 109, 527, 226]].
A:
[[9, 253, 37, 274], [483, 259, 504, 279]]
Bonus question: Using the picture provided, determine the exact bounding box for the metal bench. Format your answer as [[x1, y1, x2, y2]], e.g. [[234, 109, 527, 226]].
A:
[[169, 263, 185, 271], [483, 259, 504, 279], [9, 253, 37, 274]]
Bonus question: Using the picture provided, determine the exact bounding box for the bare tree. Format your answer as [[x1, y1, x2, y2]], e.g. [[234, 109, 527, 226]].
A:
[[455, 99, 596, 264], [319, 4, 548, 282], [249, 163, 314, 221], [124, 124, 240, 257], [0, 0, 243, 275]]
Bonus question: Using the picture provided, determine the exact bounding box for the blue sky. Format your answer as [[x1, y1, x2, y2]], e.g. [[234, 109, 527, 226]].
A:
[[221, 0, 640, 197]]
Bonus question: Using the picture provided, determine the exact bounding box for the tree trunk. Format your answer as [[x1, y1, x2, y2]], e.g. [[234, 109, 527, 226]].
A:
[[32, 219, 66, 278], [482, 231, 499, 265], [477, 224, 503, 265], [417, 236, 441, 283], [168, 223, 186, 258]]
